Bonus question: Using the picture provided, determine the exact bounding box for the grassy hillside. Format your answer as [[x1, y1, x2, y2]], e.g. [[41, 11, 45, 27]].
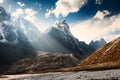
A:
[[75, 37, 120, 71]]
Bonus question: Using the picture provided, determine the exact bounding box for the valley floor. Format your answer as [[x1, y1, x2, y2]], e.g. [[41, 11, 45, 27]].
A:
[[1, 69, 120, 80]]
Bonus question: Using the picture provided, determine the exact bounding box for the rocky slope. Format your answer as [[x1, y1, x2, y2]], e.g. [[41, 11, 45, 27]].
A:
[[1, 52, 80, 74]]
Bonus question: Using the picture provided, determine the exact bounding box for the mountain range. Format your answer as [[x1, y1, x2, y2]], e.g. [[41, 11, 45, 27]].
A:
[[89, 38, 107, 50], [0, 6, 107, 64]]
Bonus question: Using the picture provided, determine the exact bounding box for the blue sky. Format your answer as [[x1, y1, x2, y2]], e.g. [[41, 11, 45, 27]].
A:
[[0, 0, 120, 43]]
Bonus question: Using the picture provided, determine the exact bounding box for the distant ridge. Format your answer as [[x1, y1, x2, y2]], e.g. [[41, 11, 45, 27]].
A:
[[89, 38, 106, 50]]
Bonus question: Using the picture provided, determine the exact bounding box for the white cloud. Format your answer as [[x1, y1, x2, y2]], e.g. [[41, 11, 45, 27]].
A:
[[70, 13, 120, 43], [94, 10, 110, 20], [45, 9, 53, 18], [45, 0, 87, 18], [0, 0, 4, 3], [17, 2, 25, 7], [24, 9, 37, 23], [95, 0, 103, 5], [12, 8, 24, 18], [12, 8, 37, 24]]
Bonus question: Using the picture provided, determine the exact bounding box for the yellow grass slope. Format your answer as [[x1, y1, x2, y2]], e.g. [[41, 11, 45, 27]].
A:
[[76, 37, 120, 71]]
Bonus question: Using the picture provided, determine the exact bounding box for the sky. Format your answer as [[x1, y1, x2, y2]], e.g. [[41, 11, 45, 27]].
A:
[[0, 0, 120, 43]]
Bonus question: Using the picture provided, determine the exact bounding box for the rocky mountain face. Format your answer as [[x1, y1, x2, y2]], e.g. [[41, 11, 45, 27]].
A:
[[0, 7, 36, 64], [89, 38, 106, 50], [46, 20, 85, 58], [0, 7, 10, 22], [34, 20, 96, 59], [76, 37, 120, 71]]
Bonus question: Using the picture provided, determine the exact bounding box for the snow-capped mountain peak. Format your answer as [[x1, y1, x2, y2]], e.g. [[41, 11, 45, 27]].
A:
[[54, 20, 69, 32], [46, 20, 73, 37]]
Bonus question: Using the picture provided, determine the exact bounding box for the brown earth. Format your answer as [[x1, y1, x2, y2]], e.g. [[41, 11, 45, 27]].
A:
[[1, 52, 80, 74], [75, 37, 120, 71]]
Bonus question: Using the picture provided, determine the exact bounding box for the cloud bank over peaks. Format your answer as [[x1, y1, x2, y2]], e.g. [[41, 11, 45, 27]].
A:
[[71, 10, 120, 43], [45, 0, 87, 18]]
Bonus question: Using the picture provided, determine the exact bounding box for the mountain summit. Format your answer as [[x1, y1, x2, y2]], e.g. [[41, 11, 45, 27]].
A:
[[0, 6, 106, 64], [51, 20, 71, 35]]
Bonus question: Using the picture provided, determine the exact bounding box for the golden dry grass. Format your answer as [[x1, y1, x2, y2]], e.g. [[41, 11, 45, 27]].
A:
[[75, 37, 120, 71]]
